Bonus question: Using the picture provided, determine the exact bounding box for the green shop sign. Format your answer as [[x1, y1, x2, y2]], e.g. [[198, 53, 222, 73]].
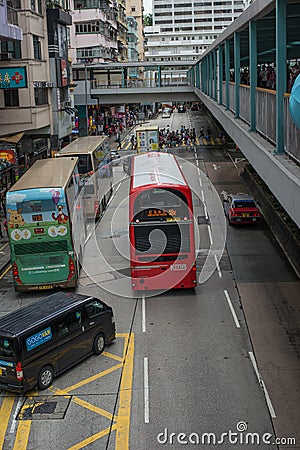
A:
[[0, 67, 27, 89]]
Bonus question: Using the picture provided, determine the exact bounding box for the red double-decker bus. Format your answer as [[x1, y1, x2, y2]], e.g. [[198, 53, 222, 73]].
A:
[[129, 152, 197, 291]]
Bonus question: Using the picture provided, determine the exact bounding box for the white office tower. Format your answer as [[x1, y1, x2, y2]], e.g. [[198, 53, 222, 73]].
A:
[[145, 0, 246, 62]]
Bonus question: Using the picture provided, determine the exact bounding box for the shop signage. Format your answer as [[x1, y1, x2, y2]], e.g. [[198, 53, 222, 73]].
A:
[[33, 81, 53, 88], [0, 67, 27, 89], [0, 149, 16, 164]]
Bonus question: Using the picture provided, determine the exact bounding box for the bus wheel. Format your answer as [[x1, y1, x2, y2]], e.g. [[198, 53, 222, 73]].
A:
[[38, 365, 54, 390], [93, 333, 105, 355]]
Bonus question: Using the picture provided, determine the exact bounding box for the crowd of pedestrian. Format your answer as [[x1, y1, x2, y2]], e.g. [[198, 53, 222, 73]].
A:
[[89, 109, 140, 137], [158, 125, 219, 148], [237, 62, 300, 92]]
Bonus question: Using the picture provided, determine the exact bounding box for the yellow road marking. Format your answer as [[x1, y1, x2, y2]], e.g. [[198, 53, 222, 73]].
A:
[[13, 392, 37, 450], [13, 420, 31, 450], [0, 393, 15, 448], [115, 333, 134, 450], [211, 138, 215, 145], [124, 142, 131, 151], [68, 423, 117, 450], [63, 363, 123, 393], [196, 138, 200, 145], [0, 264, 12, 279], [50, 387, 116, 421], [117, 332, 129, 338], [102, 351, 123, 362], [203, 138, 208, 145], [0, 242, 8, 251]]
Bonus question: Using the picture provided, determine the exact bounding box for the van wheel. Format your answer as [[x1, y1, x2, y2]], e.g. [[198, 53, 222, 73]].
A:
[[38, 366, 54, 390], [93, 333, 105, 355]]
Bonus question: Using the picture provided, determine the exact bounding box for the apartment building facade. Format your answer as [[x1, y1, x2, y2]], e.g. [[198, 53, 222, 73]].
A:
[[145, 0, 246, 62], [0, 0, 73, 192]]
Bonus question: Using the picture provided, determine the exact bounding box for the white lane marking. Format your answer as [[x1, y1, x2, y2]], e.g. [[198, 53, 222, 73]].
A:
[[196, 159, 199, 168], [201, 190, 208, 219], [214, 254, 222, 278], [208, 225, 213, 245], [144, 357, 150, 423], [142, 295, 146, 333], [224, 290, 240, 328], [198, 168, 202, 186], [248, 351, 276, 418], [10, 396, 24, 433]]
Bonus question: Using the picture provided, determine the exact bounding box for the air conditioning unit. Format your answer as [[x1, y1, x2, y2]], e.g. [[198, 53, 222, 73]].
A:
[[1, 52, 13, 60]]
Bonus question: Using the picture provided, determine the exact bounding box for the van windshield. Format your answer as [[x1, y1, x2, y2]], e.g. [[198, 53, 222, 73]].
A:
[[0, 337, 14, 358]]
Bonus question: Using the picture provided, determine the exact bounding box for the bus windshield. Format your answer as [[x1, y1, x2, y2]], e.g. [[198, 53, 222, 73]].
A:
[[133, 188, 189, 221]]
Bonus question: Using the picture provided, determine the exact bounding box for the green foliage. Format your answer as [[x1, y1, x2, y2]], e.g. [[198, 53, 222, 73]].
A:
[[143, 13, 153, 26]]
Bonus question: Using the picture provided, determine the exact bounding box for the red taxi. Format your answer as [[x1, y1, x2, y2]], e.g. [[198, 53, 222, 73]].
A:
[[223, 193, 261, 225]]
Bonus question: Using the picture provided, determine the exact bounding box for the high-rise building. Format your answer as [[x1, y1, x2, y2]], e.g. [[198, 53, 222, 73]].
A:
[[126, 0, 144, 62], [145, 0, 246, 62], [69, 0, 118, 64]]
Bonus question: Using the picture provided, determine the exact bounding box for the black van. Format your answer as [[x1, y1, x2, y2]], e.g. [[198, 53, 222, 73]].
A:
[[0, 291, 115, 393]]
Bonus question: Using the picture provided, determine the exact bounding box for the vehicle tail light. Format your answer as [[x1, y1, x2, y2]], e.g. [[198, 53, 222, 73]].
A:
[[13, 262, 22, 285], [68, 256, 76, 281], [94, 201, 99, 213], [16, 362, 24, 381], [192, 263, 197, 271]]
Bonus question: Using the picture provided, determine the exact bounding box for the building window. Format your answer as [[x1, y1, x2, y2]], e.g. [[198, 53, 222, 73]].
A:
[[31, 0, 35, 10], [34, 88, 48, 106], [131, 5, 135, 11], [37, 0, 42, 14], [4, 90, 19, 107], [33, 35, 41, 60], [1, 40, 21, 59]]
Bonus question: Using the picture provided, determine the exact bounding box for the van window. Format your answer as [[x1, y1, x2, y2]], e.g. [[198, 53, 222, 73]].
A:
[[55, 311, 82, 337], [0, 337, 14, 357], [85, 300, 105, 318]]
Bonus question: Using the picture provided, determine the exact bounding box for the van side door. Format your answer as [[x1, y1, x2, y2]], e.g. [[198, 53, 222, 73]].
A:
[[54, 308, 88, 374], [84, 299, 110, 344]]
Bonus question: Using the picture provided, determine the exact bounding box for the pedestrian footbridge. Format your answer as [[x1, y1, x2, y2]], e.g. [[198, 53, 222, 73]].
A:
[[72, 0, 300, 232]]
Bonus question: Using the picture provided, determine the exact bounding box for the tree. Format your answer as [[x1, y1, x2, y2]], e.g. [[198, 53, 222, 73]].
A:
[[143, 14, 153, 26]]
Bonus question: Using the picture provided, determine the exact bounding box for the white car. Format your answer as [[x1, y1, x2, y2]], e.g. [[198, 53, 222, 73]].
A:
[[111, 150, 121, 165], [162, 108, 171, 118]]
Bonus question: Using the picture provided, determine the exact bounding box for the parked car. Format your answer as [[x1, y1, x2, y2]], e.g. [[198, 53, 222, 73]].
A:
[[223, 193, 261, 225], [191, 103, 199, 111], [0, 291, 115, 392], [178, 105, 185, 113]]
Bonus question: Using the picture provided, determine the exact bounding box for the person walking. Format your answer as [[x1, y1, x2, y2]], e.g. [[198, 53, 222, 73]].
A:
[[130, 134, 135, 150], [116, 132, 122, 150], [199, 126, 204, 139]]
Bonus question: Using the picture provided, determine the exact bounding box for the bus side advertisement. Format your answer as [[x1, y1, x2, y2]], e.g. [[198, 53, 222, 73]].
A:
[[7, 188, 77, 291]]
